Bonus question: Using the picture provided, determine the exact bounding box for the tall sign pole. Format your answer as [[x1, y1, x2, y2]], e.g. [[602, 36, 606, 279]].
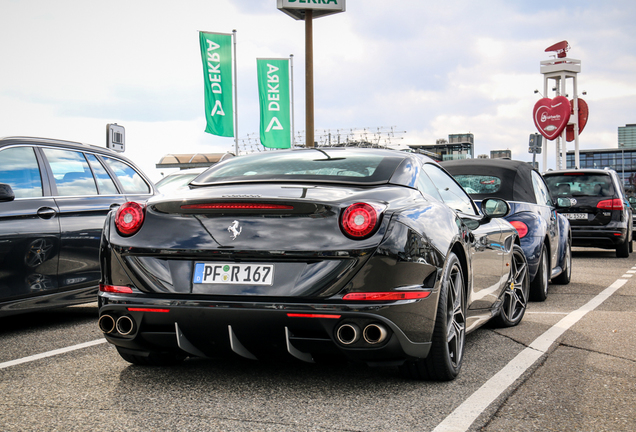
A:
[[277, 0, 346, 149], [305, 10, 314, 148]]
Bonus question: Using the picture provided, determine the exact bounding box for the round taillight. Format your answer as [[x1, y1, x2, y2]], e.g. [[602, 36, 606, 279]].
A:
[[509, 220, 529, 238], [341, 203, 378, 238], [115, 202, 145, 236]]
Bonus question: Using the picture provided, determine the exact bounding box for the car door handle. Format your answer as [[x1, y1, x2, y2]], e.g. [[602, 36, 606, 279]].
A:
[[37, 207, 57, 219]]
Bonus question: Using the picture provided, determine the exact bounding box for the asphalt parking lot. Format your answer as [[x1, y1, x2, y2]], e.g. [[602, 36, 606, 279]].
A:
[[1, 247, 634, 431]]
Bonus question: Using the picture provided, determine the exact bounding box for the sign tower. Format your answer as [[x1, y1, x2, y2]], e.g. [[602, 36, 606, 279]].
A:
[[277, 0, 346, 148], [536, 41, 586, 170]]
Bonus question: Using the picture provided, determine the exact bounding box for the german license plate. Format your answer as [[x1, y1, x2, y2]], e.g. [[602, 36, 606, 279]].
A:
[[193, 263, 274, 285], [564, 213, 588, 220]]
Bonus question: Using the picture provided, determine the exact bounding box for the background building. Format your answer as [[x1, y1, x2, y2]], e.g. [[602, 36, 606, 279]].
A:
[[566, 147, 636, 193], [407, 133, 474, 161], [618, 124, 636, 148], [490, 149, 512, 159]]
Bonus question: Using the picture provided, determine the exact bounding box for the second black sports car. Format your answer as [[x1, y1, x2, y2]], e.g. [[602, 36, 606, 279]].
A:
[[98, 148, 528, 381]]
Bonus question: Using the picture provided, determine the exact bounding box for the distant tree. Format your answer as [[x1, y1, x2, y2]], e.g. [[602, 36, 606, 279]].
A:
[[436, 138, 448, 144]]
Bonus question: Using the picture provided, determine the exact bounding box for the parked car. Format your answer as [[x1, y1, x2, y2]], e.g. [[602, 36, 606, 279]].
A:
[[0, 136, 155, 316], [543, 168, 633, 257], [155, 167, 207, 193], [628, 196, 636, 227], [441, 158, 572, 301], [99, 148, 529, 381]]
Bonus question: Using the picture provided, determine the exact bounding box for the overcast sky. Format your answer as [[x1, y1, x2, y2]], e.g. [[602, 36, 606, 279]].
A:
[[1, 0, 635, 180]]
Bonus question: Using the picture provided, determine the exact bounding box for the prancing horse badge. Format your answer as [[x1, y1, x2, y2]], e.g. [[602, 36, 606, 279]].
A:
[[228, 220, 242, 240]]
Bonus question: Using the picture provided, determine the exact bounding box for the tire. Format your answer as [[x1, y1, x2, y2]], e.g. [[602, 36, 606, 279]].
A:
[[399, 252, 465, 381], [530, 245, 549, 301], [552, 239, 572, 285], [116, 347, 186, 366], [616, 237, 630, 258], [492, 245, 529, 327]]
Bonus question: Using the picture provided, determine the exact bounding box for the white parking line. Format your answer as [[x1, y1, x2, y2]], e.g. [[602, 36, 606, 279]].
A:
[[0, 339, 107, 370], [433, 278, 628, 432], [525, 311, 568, 315]]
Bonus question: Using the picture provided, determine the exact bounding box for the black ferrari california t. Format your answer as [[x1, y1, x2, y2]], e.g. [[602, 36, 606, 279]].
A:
[[98, 148, 529, 381]]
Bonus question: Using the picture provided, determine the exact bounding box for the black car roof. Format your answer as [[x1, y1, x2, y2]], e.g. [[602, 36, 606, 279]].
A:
[[192, 147, 436, 188], [543, 168, 615, 176], [440, 158, 537, 203], [0, 136, 122, 157]]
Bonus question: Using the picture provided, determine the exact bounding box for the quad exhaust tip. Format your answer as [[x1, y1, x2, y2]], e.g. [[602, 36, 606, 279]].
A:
[[336, 322, 389, 346], [98, 314, 116, 334], [363, 323, 388, 345], [115, 315, 135, 336], [336, 323, 360, 345]]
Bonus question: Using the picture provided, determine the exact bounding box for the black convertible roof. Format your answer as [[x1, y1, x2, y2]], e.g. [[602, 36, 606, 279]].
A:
[[441, 158, 538, 203]]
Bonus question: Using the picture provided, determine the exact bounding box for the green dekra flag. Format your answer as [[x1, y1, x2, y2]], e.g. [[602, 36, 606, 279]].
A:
[[257, 59, 291, 149], [199, 32, 234, 137]]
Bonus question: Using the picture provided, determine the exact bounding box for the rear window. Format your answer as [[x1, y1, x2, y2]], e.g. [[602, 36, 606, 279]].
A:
[[452, 174, 502, 194], [544, 173, 615, 197], [194, 150, 403, 185]]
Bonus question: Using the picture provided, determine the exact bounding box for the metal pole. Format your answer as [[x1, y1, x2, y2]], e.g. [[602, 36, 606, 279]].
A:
[[290, 54, 295, 148], [560, 73, 567, 170], [305, 10, 314, 148], [621, 143, 625, 185], [573, 73, 580, 168], [232, 30, 239, 155], [543, 76, 549, 171]]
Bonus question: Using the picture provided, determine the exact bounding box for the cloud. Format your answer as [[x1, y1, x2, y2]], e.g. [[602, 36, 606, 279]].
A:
[[1, 0, 635, 178]]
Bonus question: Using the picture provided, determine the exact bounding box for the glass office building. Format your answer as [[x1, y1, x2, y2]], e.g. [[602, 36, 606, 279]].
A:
[[566, 148, 636, 192], [618, 124, 636, 148]]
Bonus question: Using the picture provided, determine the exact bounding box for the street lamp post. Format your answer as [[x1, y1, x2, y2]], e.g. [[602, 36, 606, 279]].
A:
[[620, 142, 625, 187]]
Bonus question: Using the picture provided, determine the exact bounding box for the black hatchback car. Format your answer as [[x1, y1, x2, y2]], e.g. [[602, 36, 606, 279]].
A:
[[543, 168, 633, 257], [0, 137, 155, 316]]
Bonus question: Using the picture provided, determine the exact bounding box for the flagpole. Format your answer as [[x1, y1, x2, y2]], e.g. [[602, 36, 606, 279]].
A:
[[232, 29, 239, 155], [290, 54, 295, 148]]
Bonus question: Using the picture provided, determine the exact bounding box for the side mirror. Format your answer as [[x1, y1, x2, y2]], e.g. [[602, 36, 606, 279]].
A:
[[481, 197, 510, 218], [461, 197, 510, 231], [0, 183, 15, 202]]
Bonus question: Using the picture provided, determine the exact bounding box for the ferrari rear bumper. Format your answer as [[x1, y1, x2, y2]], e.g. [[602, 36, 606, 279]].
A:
[[98, 293, 433, 365]]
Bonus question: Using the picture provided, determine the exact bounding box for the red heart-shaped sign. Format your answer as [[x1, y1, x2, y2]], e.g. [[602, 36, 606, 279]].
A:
[[533, 96, 571, 141], [566, 98, 588, 142]]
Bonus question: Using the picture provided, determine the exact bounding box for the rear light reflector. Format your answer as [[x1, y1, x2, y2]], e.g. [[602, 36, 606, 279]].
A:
[[99, 284, 133, 294], [342, 291, 431, 301], [286, 313, 342, 319], [341, 203, 378, 238], [597, 199, 623, 210], [181, 203, 293, 210], [509, 220, 529, 238], [127, 307, 170, 313], [115, 202, 145, 236]]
